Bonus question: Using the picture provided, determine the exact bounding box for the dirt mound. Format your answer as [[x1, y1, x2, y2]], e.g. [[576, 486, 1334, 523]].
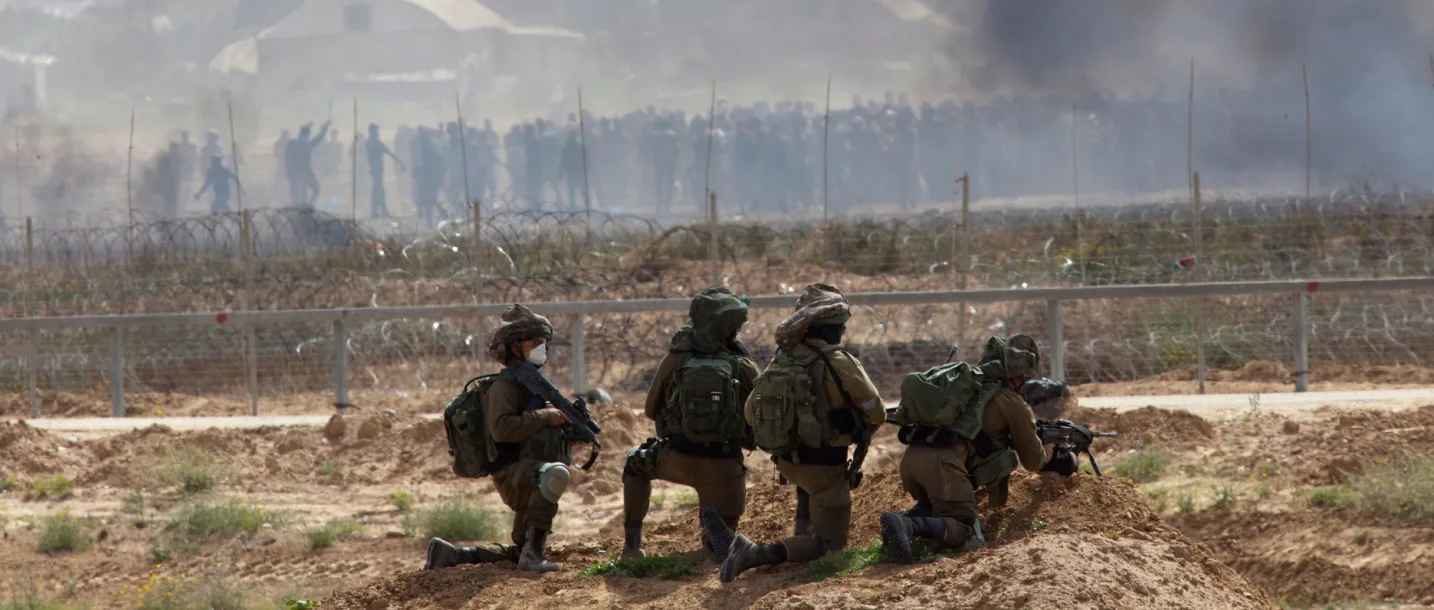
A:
[[1174, 509, 1434, 605], [326, 463, 1271, 610], [0, 420, 80, 479], [1067, 406, 1215, 451]]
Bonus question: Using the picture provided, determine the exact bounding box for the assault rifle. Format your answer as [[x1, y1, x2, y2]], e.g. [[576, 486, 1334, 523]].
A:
[[505, 361, 602, 470], [1035, 419, 1116, 476]]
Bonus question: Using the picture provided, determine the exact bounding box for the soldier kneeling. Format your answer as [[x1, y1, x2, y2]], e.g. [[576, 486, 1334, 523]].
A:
[[880, 335, 1060, 562], [621, 288, 760, 562], [426, 305, 578, 572]]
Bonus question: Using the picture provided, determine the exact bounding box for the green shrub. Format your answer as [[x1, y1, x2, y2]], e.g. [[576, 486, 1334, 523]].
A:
[[1308, 486, 1357, 509], [807, 543, 884, 581], [135, 577, 249, 610], [1113, 450, 1171, 483], [38, 512, 91, 554], [318, 461, 343, 485], [0, 594, 80, 610], [388, 490, 415, 513], [305, 519, 361, 551], [1212, 486, 1237, 510], [155, 448, 221, 496], [28, 475, 73, 501], [1177, 494, 1196, 514], [163, 502, 276, 552], [582, 554, 697, 580], [401, 499, 497, 541], [1348, 456, 1434, 521], [0, 476, 15, 493]]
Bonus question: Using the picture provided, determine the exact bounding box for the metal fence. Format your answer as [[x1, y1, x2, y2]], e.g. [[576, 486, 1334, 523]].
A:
[[3, 277, 1432, 418]]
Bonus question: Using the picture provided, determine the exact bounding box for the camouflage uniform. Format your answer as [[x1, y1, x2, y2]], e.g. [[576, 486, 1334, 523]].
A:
[[881, 335, 1048, 562], [622, 288, 760, 561], [721, 284, 885, 583], [426, 305, 573, 573]]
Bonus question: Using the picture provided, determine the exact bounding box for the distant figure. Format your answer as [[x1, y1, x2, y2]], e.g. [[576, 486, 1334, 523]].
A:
[[285, 121, 330, 207], [175, 131, 198, 209], [273, 129, 291, 203], [365, 123, 405, 218], [201, 130, 224, 169], [414, 126, 446, 227], [194, 155, 241, 214]]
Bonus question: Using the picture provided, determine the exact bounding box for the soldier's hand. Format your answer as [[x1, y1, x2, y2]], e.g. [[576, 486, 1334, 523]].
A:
[[536, 407, 568, 427]]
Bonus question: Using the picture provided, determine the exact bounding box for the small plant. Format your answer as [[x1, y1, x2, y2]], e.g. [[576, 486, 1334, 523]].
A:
[[0, 476, 15, 493], [282, 598, 319, 610], [0, 592, 79, 610], [134, 577, 251, 610], [38, 512, 91, 554], [162, 501, 277, 553], [1212, 486, 1237, 510], [807, 543, 884, 581], [401, 499, 497, 541], [1308, 485, 1356, 509], [27, 475, 74, 501], [148, 543, 172, 564], [1348, 456, 1434, 521], [1030, 517, 1049, 532], [1177, 494, 1196, 514], [388, 490, 415, 513], [1144, 488, 1171, 512], [1113, 449, 1171, 483], [668, 490, 699, 510], [122, 490, 147, 517], [318, 461, 343, 485], [582, 554, 697, 580], [155, 448, 220, 496], [306, 518, 361, 551]]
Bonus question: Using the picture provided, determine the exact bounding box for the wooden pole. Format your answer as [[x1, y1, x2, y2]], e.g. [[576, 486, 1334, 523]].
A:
[[956, 173, 970, 343], [351, 97, 358, 223], [455, 92, 472, 220], [1193, 171, 1206, 394], [125, 108, 135, 265], [709, 190, 720, 287], [471, 198, 482, 258], [24, 216, 32, 271], [1072, 105, 1086, 284], [1303, 63, 1311, 202], [703, 81, 716, 215], [822, 75, 832, 223], [227, 98, 257, 416], [578, 87, 593, 244]]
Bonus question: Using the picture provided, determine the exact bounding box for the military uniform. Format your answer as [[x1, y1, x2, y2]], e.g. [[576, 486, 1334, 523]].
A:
[[426, 304, 574, 573], [721, 284, 885, 583], [623, 288, 760, 561], [487, 376, 572, 550], [882, 335, 1048, 562]]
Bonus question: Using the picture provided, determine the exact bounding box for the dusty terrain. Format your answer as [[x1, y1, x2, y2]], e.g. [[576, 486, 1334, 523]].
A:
[[4, 386, 1432, 609]]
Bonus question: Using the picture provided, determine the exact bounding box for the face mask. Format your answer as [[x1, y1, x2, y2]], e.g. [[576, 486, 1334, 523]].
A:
[[527, 343, 549, 367]]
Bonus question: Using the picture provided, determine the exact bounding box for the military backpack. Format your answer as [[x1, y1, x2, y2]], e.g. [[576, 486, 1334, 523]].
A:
[[889, 361, 996, 441], [442, 374, 504, 478], [665, 353, 746, 446], [749, 348, 843, 454]]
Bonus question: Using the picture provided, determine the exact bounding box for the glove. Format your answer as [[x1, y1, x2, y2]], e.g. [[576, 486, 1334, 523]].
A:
[[1041, 449, 1078, 477]]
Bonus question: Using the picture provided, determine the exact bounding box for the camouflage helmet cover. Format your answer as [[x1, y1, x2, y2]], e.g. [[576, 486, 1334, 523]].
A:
[[775, 283, 851, 348], [487, 304, 554, 363]]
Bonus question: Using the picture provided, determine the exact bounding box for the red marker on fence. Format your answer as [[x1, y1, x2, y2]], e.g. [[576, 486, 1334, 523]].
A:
[[1306, 281, 1320, 293], [216, 311, 230, 325]]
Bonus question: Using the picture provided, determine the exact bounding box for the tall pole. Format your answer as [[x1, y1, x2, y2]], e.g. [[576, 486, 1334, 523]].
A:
[[578, 87, 593, 244], [822, 75, 832, 223], [228, 98, 257, 416], [1193, 171, 1206, 394], [955, 174, 970, 343], [1303, 63, 1311, 202], [351, 97, 358, 224], [1186, 59, 1195, 193], [1072, 105, 1085, 284], [455, 92, 472, 218], [708, 191, 720, 287], [703, 81, 716, 215], [125, 107, 135, 265]]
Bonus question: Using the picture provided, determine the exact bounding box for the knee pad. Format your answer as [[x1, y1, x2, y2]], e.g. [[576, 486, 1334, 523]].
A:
[[537, 463, 571, 504], [623, 438, 661, 480]]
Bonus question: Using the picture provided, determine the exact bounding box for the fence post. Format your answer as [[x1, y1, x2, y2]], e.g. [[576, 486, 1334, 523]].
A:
[[111, 326, 125, 417], [708, 191, 720, 287], [1294, 291, 1310, 392], [333, 317, 350, 410], [1046, 299, 1065, 383], [25, 216, 32, 270], [26, 330, 39, 417], [571, 313, 588, 395]]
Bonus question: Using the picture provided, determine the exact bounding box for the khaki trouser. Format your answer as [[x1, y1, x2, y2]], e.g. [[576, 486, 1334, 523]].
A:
[[776, 460, 850, 562], [623, 446, 746, 529], [492, 459, 560, 547], [899, 444, 978, 548]]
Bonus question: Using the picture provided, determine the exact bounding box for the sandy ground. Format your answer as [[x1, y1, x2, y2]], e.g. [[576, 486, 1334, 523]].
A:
[[4, 386, 1433, 608]]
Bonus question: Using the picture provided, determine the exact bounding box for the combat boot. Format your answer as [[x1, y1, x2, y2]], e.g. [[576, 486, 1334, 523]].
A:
[[699, 507, 735, 563], [880, 512, 917, 563], [424, 538, 512, 570], [621, 526, 645, 561], [518, 527, 560, 573], [911, 516, 985, 554], [719, 534, 785, 583]]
